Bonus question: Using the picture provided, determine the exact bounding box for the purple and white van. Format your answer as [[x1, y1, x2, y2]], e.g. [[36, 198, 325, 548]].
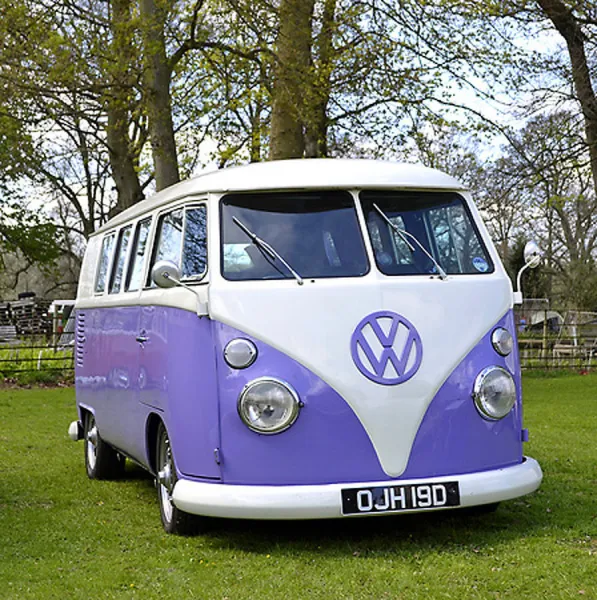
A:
[[69, 159, 542, 534]]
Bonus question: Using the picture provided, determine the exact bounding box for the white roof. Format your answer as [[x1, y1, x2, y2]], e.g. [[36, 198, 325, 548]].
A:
[[94, 158, 466, 236]]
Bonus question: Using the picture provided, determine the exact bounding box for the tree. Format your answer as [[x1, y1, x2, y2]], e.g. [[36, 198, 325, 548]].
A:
[[105, 0, 146, 212], [534, 0, 597, 197], [495, 112, 597, 308], [458, 1, 597, 197], [139, 0, 180, 189], [269, 0, 316, 159]]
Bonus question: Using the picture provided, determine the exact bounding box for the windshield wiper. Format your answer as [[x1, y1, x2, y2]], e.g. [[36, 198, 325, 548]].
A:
[[232, 217, 304, 285], [372, 203, 448, 281]]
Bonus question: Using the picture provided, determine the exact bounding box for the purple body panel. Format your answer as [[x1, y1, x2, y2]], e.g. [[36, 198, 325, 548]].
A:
[[76, 305, 523, 487], [138, 306, 221, 479], [76, 305, 221, 479], [401, 311, 523, 478], [213, 321, 388, 485], [76, 307, 149, 463]]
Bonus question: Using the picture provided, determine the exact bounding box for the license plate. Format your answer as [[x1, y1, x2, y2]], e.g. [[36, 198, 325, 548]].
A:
[[341, 481, 460, 515]]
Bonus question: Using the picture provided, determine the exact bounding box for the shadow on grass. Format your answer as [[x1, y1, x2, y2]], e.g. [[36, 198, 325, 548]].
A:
[[137, 466, 564, 555], [196, 503, 552, 557], [124, 455, 592, 558]]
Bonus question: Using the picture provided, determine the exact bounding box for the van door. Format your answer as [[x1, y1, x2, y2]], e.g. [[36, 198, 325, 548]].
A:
[[139, 203, 221, 479]]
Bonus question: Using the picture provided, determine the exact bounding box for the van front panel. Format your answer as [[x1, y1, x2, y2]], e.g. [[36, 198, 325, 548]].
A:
[[211, 309, 522, 485], [209, 272, 514, 480]]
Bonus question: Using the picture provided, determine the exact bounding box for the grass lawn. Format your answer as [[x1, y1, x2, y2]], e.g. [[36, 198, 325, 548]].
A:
[[1, 375, 596, 599]]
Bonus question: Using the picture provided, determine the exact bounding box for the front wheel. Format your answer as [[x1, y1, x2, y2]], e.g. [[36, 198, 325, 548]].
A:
[[156, 423, 197, 535], [84, 413, 125, 480]]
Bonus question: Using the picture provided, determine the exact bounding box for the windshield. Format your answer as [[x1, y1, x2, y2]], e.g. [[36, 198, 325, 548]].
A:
[[221, 191, 369, 281], [361, 191, 493, 276]]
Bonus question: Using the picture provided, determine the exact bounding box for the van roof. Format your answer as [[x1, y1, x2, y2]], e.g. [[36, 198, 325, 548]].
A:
[[94, 158, 466, 236]]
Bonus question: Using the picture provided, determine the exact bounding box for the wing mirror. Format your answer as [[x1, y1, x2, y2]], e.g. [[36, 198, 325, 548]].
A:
[[513, 241, 542, 305], [151, 260, 181, 289], [151, 260, 207, 316], [523, 241, 541, 269]]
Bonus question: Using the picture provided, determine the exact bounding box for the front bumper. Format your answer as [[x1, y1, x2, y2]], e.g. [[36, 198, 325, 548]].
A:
[[172, 456, 542, 520]]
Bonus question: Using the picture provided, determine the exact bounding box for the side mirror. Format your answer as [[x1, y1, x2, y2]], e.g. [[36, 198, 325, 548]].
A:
[[523, 241, 541, 268], [151, 260, 182, 289], [514, 241, 542, 305], [150, 260, 208, 317]]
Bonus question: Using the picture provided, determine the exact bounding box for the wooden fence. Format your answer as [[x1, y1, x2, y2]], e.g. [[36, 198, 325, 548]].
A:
[[0, 298, 74, 379], [515, 305, 597, 371]]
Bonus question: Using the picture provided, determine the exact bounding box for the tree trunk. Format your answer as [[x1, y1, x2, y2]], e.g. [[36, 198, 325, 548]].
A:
[[536, 0, 597, 196], [269, 0, 315, 160], [250, 102, 263, 162], [305, 0, 336, 158], [106, 108, 144, 215], [106, 0, 144, 216], [140, 0, 180, 190]]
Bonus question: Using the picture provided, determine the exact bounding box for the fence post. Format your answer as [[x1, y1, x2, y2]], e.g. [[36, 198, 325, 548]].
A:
[[542, 308, 548, 368]]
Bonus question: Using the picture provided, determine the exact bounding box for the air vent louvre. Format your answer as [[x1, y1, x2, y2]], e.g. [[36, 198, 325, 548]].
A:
[[75, 312, 85, 368]]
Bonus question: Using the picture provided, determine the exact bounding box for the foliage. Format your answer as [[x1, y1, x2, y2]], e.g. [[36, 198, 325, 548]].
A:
[[1, 0, 597, 308], [0, 199, 63, 275], [494, 112, 597, 307]]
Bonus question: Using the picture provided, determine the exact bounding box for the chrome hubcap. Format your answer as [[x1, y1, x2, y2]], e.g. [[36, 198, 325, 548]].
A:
[[86, 424, 98, 470], [157, 463, 173, 492], [158, 433, 175, 523]]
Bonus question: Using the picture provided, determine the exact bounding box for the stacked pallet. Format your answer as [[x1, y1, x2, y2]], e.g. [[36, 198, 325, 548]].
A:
[[0, 303, 11, 326], [11, 298, 52, 336]]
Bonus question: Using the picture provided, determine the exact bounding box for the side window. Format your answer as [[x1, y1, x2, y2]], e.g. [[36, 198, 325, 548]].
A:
[[182, 206, 207, 279], [126, 217, 152, 292], [149, 205, 207, 286], [149, 209, 184, 286], [95, 233, 115, 294], [109, 225, 133, 294]]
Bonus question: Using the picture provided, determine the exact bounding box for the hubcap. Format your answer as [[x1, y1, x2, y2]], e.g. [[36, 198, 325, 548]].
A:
[[158, 433, 175, 523], [86, 423, 98, 471], [157, 463, 173, 492]]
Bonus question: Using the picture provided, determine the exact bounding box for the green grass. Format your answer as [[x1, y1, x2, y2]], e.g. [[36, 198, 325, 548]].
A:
[[0, 345, 74, 385], [1, 377, 596, 599]]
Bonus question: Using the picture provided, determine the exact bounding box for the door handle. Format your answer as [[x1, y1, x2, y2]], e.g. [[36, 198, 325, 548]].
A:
[[136, 335, 149, 344]]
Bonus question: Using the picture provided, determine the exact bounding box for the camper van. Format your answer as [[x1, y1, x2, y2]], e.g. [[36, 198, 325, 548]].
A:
[[69, 159, 542, 534]]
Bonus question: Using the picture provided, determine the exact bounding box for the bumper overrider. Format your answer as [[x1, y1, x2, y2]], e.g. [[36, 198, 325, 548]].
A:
[[173, 457, 542, 520]]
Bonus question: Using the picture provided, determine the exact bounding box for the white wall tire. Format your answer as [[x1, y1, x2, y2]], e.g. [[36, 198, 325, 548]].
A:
[[84, 413, 125, 480], [156, 423, 197, 535]]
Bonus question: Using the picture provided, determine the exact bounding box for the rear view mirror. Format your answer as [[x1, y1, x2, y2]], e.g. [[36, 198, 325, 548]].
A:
[[151, 260, 182, 289], [514, 240, 542, 304], [523, 241, 541, 268]]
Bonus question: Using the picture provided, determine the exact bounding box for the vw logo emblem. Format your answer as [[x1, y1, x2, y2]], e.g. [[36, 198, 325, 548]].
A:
[[351, 311, 423, 385]]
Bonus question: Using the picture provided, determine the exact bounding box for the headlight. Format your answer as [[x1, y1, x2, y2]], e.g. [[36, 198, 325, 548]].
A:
[[491, 327, 513, 356], [238, 378, 301, 434], [472, 366, 516, 420]]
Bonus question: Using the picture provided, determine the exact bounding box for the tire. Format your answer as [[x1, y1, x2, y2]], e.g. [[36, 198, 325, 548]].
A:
[[83, 412, 125, 480], [155, 423, 197, 535]]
